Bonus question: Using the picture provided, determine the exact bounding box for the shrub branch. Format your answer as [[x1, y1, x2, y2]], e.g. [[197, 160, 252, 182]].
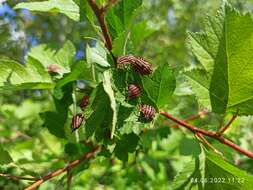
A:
[[87, 0, 113, 51], [195, 133, 223, 156], [161, 112, 253, 159], [218, 114, 238, 134], [24, 146, 100, 190], [168, 110, 209, 128]]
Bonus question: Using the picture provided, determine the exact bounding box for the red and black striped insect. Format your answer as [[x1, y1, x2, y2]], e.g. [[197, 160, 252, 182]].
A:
[[140, 104, 156, 120], [117, 55, 136, 66], [127, 84, 142, 99], [79, 95, 89, 110], [117, 55, 152, 75], [71, 113, 84, 132], [132, 57, 152, 75]]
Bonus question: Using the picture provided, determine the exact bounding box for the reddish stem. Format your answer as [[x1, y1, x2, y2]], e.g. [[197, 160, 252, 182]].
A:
[[218, 114, 237, 134], [168, 110, 209, 128], [160, 112, 253, 159], [195, 133, 223, 156], [87, 0, 113, 51], [25, 146, 100, 190]]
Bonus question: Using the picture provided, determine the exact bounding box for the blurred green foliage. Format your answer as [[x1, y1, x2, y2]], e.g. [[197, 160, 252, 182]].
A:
[[0, 0, 253, 189]]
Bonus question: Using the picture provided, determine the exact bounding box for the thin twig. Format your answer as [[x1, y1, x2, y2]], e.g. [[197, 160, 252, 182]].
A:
[[163, 112, 222, 156], [25, 146, 100, 190], [87, 0, 113, 51], [195, 133, 223, 156], [0, 131, 32, 143], [218, 114, 238, 134], [0, 173, 37, 181], [67, 169, 73, 190], [142, 110, 209, 134], [168, 110, 209, 128], [160, 112, 253, 160]]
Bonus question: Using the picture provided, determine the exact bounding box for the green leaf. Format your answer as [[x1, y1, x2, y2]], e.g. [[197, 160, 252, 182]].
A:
[[54, 61, 93, 98], [142, 63, 176, 108], [112, 21, 156, 56], [106, 0, 142, 38], [41, 84, 73, 138], [114, 133, 139, 162], [65, 143, 91, 158], [102, 70, 117, 138], [116, 103, 146, 135], [117, 103, 135, 129], [184, 69, 211, 109], [84, 85, 111, 141], [140, 161, 156, 180], [112, 69, 127, 93], [112, 31, 130, 56], [82, 0, 94, 23], [72, 0, 85, 22], [172, 150, 253, 190], [86, 42, 110, 67], [106, 8, 125, 39], [0, 57, 52, 90], [140, 127, 170, 149], [85, 71, 117, 140], [0, 145, 13, 165], [171, 158, 199, 190], [14, 0, 79, 21], [179, 137, 201, 157], [85, 84, 111, 140], [114, 0, 142, 28], [27, 40, 76, 76], [187, 4, 253, 115], [41, 111, 67, 138], [131, 21, 156, 49]]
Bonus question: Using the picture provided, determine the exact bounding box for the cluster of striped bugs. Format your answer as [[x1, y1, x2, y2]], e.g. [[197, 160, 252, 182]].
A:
[[118, 55, 156, 121], [71, 55, 156, 132]]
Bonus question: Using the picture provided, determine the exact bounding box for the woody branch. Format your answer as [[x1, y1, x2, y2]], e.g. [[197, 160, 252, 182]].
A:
[[24, 146, 100, 190], [87, 0, 113, 51], [161, 112, 253, 160]]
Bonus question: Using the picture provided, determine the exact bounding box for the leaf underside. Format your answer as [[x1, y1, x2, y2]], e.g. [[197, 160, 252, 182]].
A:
[[14, 0, 79, 21]]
